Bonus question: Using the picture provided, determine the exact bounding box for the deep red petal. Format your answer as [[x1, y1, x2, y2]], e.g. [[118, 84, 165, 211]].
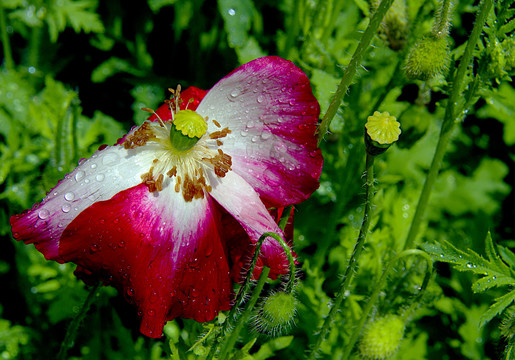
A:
[[58, 184, 231, 337], [147, 86, 207, 123]]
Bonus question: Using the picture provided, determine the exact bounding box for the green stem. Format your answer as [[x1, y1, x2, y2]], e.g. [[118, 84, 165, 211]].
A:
[[57, 282, 101, 360], [307, 153, 375, 360], [341, 249, 433, 358], [316, 0, 394, 145], [403, 0, 493, 250], [218, 266, 271, 360], [433, 0, 453, 37], [0, 6, 15, 70]]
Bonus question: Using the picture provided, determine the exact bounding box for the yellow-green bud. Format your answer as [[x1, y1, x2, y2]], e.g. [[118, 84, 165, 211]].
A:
[[405, 35, 450, 80], [359, 315, 405, 360], [365, 111, 401, 155], [169, 110, 207, 152]]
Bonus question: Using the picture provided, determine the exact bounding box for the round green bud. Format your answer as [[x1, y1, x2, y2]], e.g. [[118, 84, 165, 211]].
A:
[[405, 35, 450, 80], [364, 111, 401, 155], [254, 292, 297, 336], [359, 315, 405, 360], [169, 110, 207, 152]]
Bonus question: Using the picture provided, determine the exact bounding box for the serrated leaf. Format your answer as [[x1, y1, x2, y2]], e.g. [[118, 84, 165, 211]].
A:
[[46, 0, 104, 42], [479, 288, 515, 327], [423, 234, 513, 292]]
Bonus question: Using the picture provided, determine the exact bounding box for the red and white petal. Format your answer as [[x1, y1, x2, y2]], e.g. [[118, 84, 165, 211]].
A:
[[209, 171, 290, 278], [58, 183, 232, 338], [196, 56, 323, 207], [10, 141, 158, 260]]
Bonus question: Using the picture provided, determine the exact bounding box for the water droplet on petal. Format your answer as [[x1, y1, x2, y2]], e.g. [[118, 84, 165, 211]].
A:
[[240, 129, 248, 137], [90, 163, 97, 169], [261, 132, 272, 140], [126, 288, 134, 297], [257, 95, 264, 103], [96, 174, 105, 182], [61, 204, 71, 213], [75, 170, 85, 181], [64, 192, 75, 201], [90, 244, 99, 253], [38, 209, 50, 220], [147, 309, 155, 317]]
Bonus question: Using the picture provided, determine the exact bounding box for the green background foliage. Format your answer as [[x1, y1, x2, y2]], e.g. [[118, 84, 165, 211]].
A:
[[0, 0, 514, 359]]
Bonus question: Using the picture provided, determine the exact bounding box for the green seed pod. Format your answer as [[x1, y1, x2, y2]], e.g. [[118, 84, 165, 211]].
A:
[[253, 291, 297, 336], [359, 315, 405, 360], [405, 35, 450, 80], [364, 111, 401, 156]]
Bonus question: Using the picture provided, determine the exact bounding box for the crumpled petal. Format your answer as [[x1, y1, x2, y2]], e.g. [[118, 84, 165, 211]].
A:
[[196, 56, 323, 207], [58, 183, 232, 337], [208, 170, 290, 278]]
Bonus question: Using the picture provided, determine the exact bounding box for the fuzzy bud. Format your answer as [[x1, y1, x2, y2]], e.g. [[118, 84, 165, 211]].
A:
[[253, 292, 297, 336], [373, 0, 409, 50], [359, 315, 405, 359], [405, 35, 450, 80]]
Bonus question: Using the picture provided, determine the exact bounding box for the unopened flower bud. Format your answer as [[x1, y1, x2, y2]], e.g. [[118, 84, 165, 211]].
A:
[[359, 315, 405, 359], [405, 35, 450, 80], [365, 111, 401, 155], [373, 0, 409, 50], [254, 291, 297, 336]]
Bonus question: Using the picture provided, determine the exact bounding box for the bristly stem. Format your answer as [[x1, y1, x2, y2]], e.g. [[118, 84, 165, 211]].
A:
[[403, 0, 494, 251], [316, 0, 394, 146], [0, 5, 15, 70], [308, 153, 376, 359], [433, 0, 454, 37], [341, 249, 433, 358], [217, 266, 271, 360], [57, 282, 101, 360]]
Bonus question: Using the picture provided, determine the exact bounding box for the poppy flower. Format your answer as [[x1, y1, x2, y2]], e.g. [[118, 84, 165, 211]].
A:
[[10, 56, 323, 338]]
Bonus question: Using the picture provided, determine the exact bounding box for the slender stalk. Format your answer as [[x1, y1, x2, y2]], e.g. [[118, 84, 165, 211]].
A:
[[433, 0, 454, 37], [218, 266, 271, 360], [342, 249, 433, 358], [307, 153, 375, 360], [403, 0, 493, 250], [316, 0, 394, 145], [0, 6, 15, 70], [57, 282, 101, 360]]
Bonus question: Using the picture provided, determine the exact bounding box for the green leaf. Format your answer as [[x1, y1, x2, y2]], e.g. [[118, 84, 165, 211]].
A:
[[479, 289, 515, 327], [91, 57, 144, 83], [46, 0, 104, 42], [253, 336, 294, 360], [477, 82, 515, 145], [147, 0, 178, 13], [218, 0, 255, 48]]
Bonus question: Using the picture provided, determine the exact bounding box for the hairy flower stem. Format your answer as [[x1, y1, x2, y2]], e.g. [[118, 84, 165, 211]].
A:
[[57, 282, 101, 360], [0, 6, 14, 70], [308, 153, 375, 360], [342, 249, 433, 358], [206, 227, 296, 360], [218, 267, 271, 360], [403, 0, 494, 251], [316, 0, 394, 145], [433, 0, 454, 37]]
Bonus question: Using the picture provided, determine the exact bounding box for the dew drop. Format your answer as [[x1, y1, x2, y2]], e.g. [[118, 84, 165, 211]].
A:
[[90, 244, 99, 253], [64, 192, 75, 201], [251, 135, 260, 143], [38, 209, 50, 220], [147, 309, 155, 317], [61, 204, 71, 213], [75, 170, 85, 181], [230, 88, 240, 98], [118, 240, 125, 248], [96, 174, 105, 182], [246, 120, 255, 128], [126, 288, 134, 297], [228, 8, 236, 16], [257, 95, 264, 103], [240, 129, 248, 137], [90, 163, 97, 169]]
